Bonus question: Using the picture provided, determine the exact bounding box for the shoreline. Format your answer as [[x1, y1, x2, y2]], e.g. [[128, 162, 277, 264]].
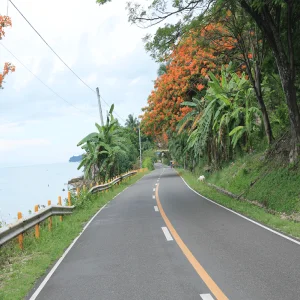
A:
[[0, 162, 82, 226]]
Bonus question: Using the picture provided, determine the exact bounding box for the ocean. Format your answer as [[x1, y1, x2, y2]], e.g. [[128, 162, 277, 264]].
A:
[[0, 162, 82, 225]]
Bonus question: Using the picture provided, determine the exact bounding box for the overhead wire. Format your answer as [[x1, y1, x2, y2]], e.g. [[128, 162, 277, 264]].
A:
[[9, 0, 126, 123], [0, 42, 97, 119]]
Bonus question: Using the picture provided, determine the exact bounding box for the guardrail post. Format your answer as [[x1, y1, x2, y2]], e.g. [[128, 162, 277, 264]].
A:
[[76, 187, 80, 196], [34, 205, 40, 239], [58, 196, 63, 222], [17, 212, 23, 250], [48, 200, 52, 231], [68, 191, 72, 206]]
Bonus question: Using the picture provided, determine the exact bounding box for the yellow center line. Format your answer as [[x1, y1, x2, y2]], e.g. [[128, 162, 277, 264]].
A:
[[155, 183, 229, 300]]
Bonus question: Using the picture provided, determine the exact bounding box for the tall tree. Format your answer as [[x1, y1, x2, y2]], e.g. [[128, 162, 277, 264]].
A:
[[98, 0, 300, 160], [141, 24, 235, 137], [202, 9, 274, 144], [237, 0, 300, 161], [125, 114, 139, 130]]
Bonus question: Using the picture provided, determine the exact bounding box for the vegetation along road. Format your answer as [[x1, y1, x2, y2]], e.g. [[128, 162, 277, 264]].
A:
[[27, 164, 300, 300]]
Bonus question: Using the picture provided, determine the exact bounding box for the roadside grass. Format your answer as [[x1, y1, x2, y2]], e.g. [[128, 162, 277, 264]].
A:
[[205, 153, 300, 214], [177, 168, 300, 240], [0, 171, 148, 300]]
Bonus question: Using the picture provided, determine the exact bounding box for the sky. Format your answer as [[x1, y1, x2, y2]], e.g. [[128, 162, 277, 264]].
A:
[[0, 0, 158, 166]]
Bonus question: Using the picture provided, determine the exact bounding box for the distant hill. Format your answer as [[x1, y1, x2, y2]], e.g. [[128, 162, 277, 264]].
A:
[[69, 155, 83, 162]]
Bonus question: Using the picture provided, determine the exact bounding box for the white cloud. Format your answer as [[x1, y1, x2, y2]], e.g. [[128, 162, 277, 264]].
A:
[[0, 120, 40, 134], [0, 122, 23, 135], [0, 0, 158, 164], [0, 138, 50, 151], [83, 73, 98, 85], [129, 77, 141, 86], [104, 77, 117, 86]]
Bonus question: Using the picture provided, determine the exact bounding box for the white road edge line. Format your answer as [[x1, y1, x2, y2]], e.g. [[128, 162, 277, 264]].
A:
[[200, 294, 214, 300], [29, 172, 150, 300], [154, 206, 159, 212], [29, 204, 107, 300], [179, 176, 300, 246], [161, 226, 173, 241]]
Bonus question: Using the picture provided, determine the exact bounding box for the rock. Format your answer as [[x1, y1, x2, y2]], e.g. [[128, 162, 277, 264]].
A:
[[68, 176, 84, 184]]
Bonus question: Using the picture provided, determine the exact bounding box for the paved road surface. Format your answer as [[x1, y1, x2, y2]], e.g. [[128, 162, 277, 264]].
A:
[[28, 164, 300, 300]]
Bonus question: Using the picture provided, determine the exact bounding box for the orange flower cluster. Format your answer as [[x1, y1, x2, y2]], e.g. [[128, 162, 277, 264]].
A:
[[0, 63, 15, 88], [0, 16, 15, 88], [141, 24, 237, 137], [0, 15, 12, 40]]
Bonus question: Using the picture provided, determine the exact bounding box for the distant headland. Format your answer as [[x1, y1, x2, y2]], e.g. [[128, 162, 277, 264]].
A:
[[69, 155, 83, 162]]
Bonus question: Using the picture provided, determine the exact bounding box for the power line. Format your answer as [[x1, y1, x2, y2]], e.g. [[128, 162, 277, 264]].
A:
[[99, 94, 126, 122], [9, 0, 126, 123], [0, 42, 97, 118], [9, 0, 95, 93]]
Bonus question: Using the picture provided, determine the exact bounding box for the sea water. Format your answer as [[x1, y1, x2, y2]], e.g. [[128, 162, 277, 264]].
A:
[[0, 162, 82, 225]]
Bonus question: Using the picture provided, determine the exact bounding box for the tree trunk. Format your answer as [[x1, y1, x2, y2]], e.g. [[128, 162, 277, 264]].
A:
[[278, 64, 300, 161], [243, 48, 274, 145], [258, 96, 273, 145], [253, 64, 274, 145]]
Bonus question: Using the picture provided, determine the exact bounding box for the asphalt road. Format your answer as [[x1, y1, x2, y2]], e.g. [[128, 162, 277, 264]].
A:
[[29, 164, 300, 300]]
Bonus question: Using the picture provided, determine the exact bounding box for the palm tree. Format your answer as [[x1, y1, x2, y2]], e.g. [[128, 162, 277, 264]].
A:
[[125, 114, 139, 131]]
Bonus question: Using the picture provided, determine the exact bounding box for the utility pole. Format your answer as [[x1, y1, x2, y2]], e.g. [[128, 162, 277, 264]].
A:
[[96, 87, 104, 126], [138, 124, 142, 169]]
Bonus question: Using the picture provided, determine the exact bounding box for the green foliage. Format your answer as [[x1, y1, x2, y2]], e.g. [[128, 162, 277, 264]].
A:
[[184, 64, 262, 169], [143, 157, 154, 170], [142, 149, 156, 170], [144, 22, 183, 61], [96, 0, 111, 5], [77, 106, 138, 181], [198, 151, 300, 214]]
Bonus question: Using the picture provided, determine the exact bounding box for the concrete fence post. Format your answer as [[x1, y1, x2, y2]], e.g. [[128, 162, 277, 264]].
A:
[[17, 212, 23, 250], [34, 205, 40, 238], [48, 200, 52, 231], [58, 196, 63, 222], [68, 191, 72, 206]]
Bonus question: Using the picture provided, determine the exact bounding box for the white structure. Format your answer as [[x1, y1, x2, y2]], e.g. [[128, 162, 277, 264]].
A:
[[198, 175, 205, 181]]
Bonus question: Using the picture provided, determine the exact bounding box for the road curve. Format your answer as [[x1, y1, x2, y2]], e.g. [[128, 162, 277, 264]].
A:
[[28, 164, 300, 300]]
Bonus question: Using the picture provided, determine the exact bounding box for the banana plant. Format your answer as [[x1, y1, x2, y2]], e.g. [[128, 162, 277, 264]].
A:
[[185, 63, 262, 167], [77, 104, 129, 180]]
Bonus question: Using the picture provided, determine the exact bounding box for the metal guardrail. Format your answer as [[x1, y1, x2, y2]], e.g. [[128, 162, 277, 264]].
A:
[[0, 169, 141, 248], [0, 206, 74, 246], [89, 170, 138, 193]]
